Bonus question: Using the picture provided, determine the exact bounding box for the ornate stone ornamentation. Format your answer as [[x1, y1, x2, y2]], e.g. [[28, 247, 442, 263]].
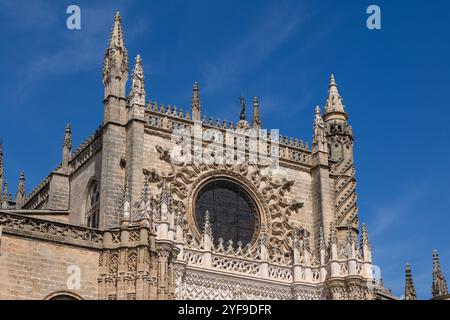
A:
[[152, 144, 303, 258]]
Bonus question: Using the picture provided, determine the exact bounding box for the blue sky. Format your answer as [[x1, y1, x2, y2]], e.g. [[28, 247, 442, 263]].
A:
[[0, 0, 449, 299]]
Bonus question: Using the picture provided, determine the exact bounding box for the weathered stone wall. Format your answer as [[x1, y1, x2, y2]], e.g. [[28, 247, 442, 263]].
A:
[[0, 234, 99, 300], [69, 153, 102, 225], [100, 123, 127, 229]]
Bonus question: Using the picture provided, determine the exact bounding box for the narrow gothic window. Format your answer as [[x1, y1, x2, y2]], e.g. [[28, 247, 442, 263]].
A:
[[195, 179, 259, 246], [85, 180, 100, 228]]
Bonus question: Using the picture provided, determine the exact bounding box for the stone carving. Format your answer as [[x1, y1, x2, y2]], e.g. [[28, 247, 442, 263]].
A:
[[153, 144, 303, 258], [331, 158, 358, 229], [0, 212, 103, 246], [176, 270, 292, 300]]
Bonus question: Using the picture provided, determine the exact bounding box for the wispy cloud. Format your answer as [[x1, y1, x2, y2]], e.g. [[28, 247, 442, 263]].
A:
[[5, 1, 148, 104], [366, 183, 429, 238], [200, 3, 307, 94]]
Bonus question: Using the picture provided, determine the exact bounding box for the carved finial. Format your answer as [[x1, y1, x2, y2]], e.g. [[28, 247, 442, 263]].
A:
[[226, 240, 234, 254], [239, 96, 246, 120], [129, 54, 146, 106], [203, 210, 212, 239], [191, 81, 201, 121], [122, 179, 131, 222], [236, 96, 250, 131], [330, 74, 337, 89], [62, 124, 72, 168], [252, 96, 261, 130], [404, 263, 417, 300], [432, 250, 449, 298], [313, 106, 326, 147], [324, 74, 345, 115], [260, 224, 269, 247], [133, 178, 152, 226], [292, 226, 301, 250], [15, 171, 25, 209], [64, 124, 72, 149]]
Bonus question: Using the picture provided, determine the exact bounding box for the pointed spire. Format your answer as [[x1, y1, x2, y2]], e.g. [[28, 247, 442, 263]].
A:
[[252, 97, 261, 130], [191, 81, 201, 121], [129, 54, 146, 106], [329, 74, 338, 95], [102, 11, 129, 87], [15, 171, 25, 209], [432, 250, 449, 298], [324, 74, 347, 120], [108, 12, 126, 52], [404, 263, 417, 300]]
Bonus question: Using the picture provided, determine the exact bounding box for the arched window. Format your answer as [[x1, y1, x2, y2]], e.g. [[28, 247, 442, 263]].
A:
[[85, 179, 100, 228], [195, 179, 259, 246], [45, 291, 83, 300]]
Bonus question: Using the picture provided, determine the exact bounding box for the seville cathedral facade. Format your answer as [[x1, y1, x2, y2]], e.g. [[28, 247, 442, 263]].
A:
[[0, 12, 448, 300]]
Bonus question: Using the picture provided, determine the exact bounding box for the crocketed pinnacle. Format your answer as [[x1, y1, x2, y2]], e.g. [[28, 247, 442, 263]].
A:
[[102, 12, 129, 85], [129, 54, 146, 105], [64, 124, 72, 149], [15, 171, 25, 209], [432, 250, 449, 298], [404, 263, 417, 300], [191, 81, 201, 121]]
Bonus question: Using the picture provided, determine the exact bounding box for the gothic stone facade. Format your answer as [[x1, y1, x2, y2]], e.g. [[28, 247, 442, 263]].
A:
[[0, 12, 431, 300]]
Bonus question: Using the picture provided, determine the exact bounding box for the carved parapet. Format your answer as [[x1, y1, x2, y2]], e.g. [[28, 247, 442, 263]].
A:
[[0, 211, 103, 248], [22, 176, 51, 210], [69, 126, 103, 173], [144, 107, 312, 167], [176, 270, 292, 300]]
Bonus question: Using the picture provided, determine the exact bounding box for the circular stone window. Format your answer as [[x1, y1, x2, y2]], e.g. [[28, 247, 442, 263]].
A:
[[195, 179, 259, 246]]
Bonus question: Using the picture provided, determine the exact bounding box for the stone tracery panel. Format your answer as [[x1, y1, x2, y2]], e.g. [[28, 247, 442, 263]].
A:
[[151, 144, 304, 258]]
